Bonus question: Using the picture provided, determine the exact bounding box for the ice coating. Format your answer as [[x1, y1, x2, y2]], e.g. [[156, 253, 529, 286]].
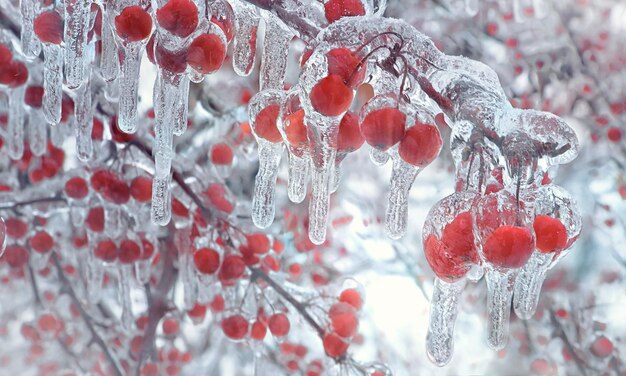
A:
[[74, 78, 94, 161], [426, 276, 466, 366], [231, 0, 259, 77], [20, 0, 41, 58], [8, 85, 25, 160], [513, 184, 582, 319], [42, 44, 63, 125], [259, 12, 293, 91], [64, 0, 91, 89]]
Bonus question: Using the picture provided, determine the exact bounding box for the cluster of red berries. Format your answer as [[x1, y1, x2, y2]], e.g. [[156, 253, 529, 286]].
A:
[[322, 288, 363, 358]]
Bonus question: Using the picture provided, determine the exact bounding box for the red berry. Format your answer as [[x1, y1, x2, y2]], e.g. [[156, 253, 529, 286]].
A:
[[0, 61, 28, 87], [607, 127, 622, 143], [590, 336, 613, 358], [268, 313, 290, 337], [94, 240, 118, 262], [441, 212, 479, 264], [130, 176, 152, 202], [329, 303, 358, 338], [284, 109, 308, 148], [360, 107, 406, 151], [482, 226, 534, 268], [310, 75, 353, 117], [64, 176, 89, 199], [323, 332, 349, 358], [86, 207, 105, 232], [34, 11, 63, 45], [6, 218, 28, 239], [221, 315, 248, 340], [246, 233, 270, 254], [254, 105, 282, 143], [155, 43, 188, 73], [533, 215, 568, 253], [29, 231, 54, 253], [91, 170, 130, 204], [115, 6, 153, 42], [140, 237, 155, 260], [337, 111, 363, 153], [119, 239, 141, 264], [218, 255, 245, 282], [327, 48, 365, 89], [193, 248, 220, 274], [0, 43, 12, 65], [24, 86, 44, 108], [210, 295, 225, 312], [324, 0, 365, 23], [187, 33, 226, 74], [156, 0, 198, 38], [250, 321, 267, 340], [338, 288, 362, 310], [210, 143, 233, 165], [211, 12, 234, 42], [2, 245, 29, 268], [398, 123, 442, 167], [205, 183, 234, 213], [162, 318, 179, 336], [424, 235, 470, 281]]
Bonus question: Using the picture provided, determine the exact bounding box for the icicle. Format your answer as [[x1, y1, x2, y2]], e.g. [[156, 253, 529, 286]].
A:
[[49, 119, 66, 148], [177, 227, 197, 310], [173, 75, 190, 136], [117, 43, 144, 134], [252, 143, 282, 228], [20, 0, 41, 58], [426, 278, 466, 366], [100, 14, 119, 82], [86, 249, 104, 304], [370, 147, 389, 165], [151, 175, 172, 226], [153, 70, 183, 178], [231, 0, 259, 77], [8, 85, 26, 160], [135, 259, 151, 284], [513, 251, 552, 320], [259, 12, 292, 91], [118, 264, 134, 330], [74, 78, 93, 161], [105, 205, 123, 238], [28, 110, 47, 156], [385, 159, 419, 239], [485, 269, 515, 350], [42, 44, 63, 125], [64, 0, 91, 89], [287, 154, 309, 203]]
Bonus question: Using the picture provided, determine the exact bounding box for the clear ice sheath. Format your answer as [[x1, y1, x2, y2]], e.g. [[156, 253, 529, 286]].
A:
[[232, 1, 259, 76], [252, 144, 282, 228], [20, 0, 41, 58], [118, 44, 143, 134], [118, 265, 134, 331], [153, 71, 179, 179], [485, 269, 515, 350], [426, 278, 466, 367], [74, 78, 93, 161], [513, 251, 552, 320], [50, 119, 65, 148], [64, 0, 91, 89], [173, 76, 190, 136], [370, 147, 389, 165], [287, 153, 309, 203], [8, 86, 25, 160], [151, 175, 172, 226], [28, 110, 47, 156], [42, 44, 63, 125], [385, 159, 419, 239], [259, 14, 291, 91], [100, 18, 119, 82], [308, 162, 332, 245]]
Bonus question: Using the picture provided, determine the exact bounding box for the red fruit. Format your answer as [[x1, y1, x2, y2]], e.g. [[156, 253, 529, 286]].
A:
[[338, 288, 362, 310], [424, 235, 469, 281], [218, 255, 245, 282], [250, 321, 267, 340], [115, 6, 153, 42], [205, 183, 234, 213], [64, 176, 89, 199], [337, 111, 363, 153], [187, 304, 207, 320], [34, 11, 63, 44], [156, 0, 198, 38], [91, 170, 130, 204], [329, 303, 358, 338], [29, 231, 54, 253], [284, 109, 308, 148], [162, 318, 179, 336], [221, 315, 248, 340], [441, 212, 478, 264], [268, 313, 290, 337], [155, 44, 188, 73], [119, 239, 141, 264], [210, 295, 225, 312], [94, 240, 118, 262], [254, 105, 282, 143], [92, 117, 104, 140], [193, 248, 220, 274], [482, 226, 535, 268], [246, 233, 270, 254], [533, 215, 568, 253], [130, 176, 152, 202], [326, 48, 365, 88], [310, 75, 353, 117], [360, 107, 406, 151], [6, 218, 28, 239], [86, 207, 105, 232], [0, 43, 12, 65], [607, 127, 622, 143], [0, 61, 28, 87], [2, 245, 29, 268], [323, 332, 349, 358], [590, 336, 613, 358], [187, 34, 226, 74], [324, 0, 365, 23], [211, 12, 234, 42], [140, 238, 155, 260], [37, 313, 60, 334], [24, 86, 44, 108], [398, 123, 442, 167], [210, 143, 233, 165]]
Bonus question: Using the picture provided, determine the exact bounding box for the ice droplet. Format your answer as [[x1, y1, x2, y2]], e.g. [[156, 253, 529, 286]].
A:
[[64, 0, 91, 89], [485, 269, 515, 350], [287, 153, 309, 203], [42, 44, 63, 125], [370, 147, 389, 165], [426, 278, 467, 366], [513, 251, 551, 320], [385, 158, 419, 239], [151, 175, 172, 226]]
